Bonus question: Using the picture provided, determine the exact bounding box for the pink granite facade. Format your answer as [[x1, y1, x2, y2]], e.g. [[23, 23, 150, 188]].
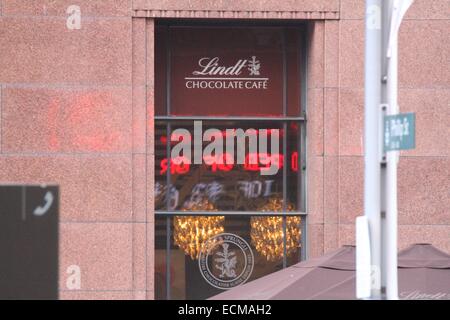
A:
[[0, 0, 448, 299]]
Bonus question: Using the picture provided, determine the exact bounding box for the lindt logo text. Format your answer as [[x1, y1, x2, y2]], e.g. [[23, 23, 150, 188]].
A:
[[185, 56, 268, 90], [193, 57, 260, 76]]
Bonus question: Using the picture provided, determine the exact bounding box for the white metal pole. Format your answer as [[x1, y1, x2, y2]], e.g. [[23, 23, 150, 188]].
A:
[[383, 0, 414, 300], [385, 31, 399, 301], [356, 216, 372, 299], [364, 0, 382, 299]]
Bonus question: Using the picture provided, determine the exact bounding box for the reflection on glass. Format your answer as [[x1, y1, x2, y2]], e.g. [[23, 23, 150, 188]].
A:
[[155, 121, 301, 212], [250, 197, 301, 262], [251, 216, 301, 262], [173, 215, 225, 260], [287, 121, 301, 210], [155, 214, 302, 300]]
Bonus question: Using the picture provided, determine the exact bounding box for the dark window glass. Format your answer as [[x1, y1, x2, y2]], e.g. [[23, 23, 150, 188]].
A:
[[155, 120, 300, 212], [155, 23, 306, 300], [155, 215, 302, 300], [154, 216, 168, 299]]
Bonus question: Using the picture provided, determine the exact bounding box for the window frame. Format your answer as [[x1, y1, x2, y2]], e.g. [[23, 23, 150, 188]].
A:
[[154, 20, 309, 300]]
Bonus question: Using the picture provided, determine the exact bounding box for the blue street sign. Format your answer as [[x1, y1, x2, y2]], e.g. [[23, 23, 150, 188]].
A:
[[384, 113, 416, 152]]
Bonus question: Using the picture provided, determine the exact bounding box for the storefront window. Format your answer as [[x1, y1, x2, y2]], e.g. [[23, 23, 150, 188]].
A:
[[154, 22, 306, 300]]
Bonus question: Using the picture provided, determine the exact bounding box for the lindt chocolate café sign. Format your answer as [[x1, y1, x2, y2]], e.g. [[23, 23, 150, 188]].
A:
[[165, 27, 296, 116], [186, 56, 268, 90]]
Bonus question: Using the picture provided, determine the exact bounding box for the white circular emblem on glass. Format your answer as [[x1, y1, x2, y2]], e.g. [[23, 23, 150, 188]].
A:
[[198, 233, 254, 290]]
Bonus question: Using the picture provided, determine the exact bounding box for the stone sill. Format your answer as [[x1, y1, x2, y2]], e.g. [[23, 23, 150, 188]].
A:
[[132, 9, 339, 20]]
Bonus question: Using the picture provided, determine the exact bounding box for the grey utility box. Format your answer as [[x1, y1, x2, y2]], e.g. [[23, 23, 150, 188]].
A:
[[0, 185, 58, 300]]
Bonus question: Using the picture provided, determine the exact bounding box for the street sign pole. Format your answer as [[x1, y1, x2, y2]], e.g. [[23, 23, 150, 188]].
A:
[[380, 0, 393, 300], [381, 0, 414, 300], [362, 0, 383, 299], [360, 0, 414, 300]]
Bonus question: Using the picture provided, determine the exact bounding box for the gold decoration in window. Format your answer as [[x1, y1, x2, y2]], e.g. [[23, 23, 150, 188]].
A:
[[173, 200, 224, 260], [250, 197, 301, 261]]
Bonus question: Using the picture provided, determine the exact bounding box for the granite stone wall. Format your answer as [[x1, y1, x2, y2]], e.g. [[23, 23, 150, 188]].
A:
[[0, 0, 448, 299]]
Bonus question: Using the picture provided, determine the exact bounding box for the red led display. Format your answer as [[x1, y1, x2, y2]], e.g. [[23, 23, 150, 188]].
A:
[[159, 152, 298, 175]]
